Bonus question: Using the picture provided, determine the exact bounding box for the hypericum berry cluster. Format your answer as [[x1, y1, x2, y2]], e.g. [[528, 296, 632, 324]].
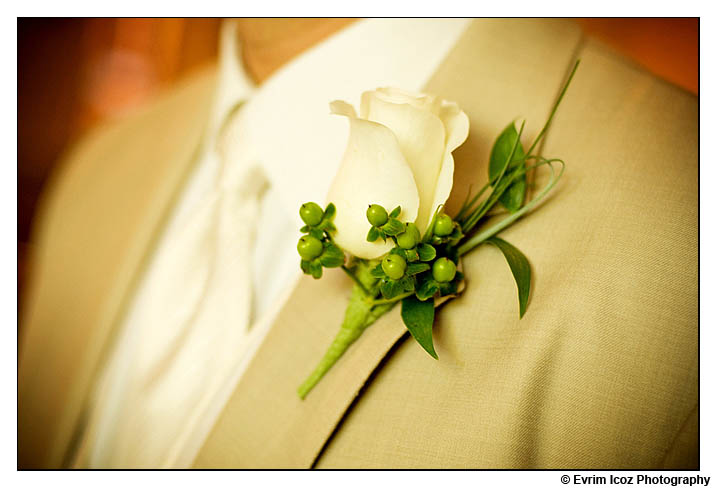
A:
[[297, 202, 344, 279], [366, 204, 463, 301], [365, 204, 405, 243]]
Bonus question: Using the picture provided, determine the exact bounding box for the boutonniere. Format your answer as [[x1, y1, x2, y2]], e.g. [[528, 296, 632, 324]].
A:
[[296, 61, 579, 398]]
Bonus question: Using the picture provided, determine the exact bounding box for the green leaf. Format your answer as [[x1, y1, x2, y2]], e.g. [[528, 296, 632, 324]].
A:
[[323, 202, 336, 220], [416, 279, 439, 301], [417, 243, 436, 261], [309, 228, 324, 240], [405, 248, 420, 262], [438, 279, 459, 296], [389, 205, 402, 218], [382, 218, 405, 236], [389, 247, 407, 260], [448, 226, 464, 246], [401, 296, 437, 359], [489, 122, 527, 212], [300, 225, 310, 233], [370, 263, 385, 278], [486, 236, 531, 318], [300, 259, 312, 275], [456, 157, 565, 257], [406, 262, 430, 276], [489, 122, 526, 182], [309, 260, 323, 279], [501, 176, 527, 212], [366, 226, 380, 242], [319, 243, 345, 268], [317, 219, 336, 232], [445, 246, 459, 264], [380, 279, 404, 300], [400, 276, 416, 292]]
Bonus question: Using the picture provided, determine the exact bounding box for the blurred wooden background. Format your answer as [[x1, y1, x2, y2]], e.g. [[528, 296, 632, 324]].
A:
[[17, 18, 699, 306]]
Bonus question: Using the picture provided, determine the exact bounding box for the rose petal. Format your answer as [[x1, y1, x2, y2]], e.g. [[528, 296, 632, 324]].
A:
[[361, 87, 440, 115], [329, 100, 357, 118], [438, 100, 470, 153], [428, 100, 470, 223], [361, 90, 447, 232], [327, 104, 420, 259]]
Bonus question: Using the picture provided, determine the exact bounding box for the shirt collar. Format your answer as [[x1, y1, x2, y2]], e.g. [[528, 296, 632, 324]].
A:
[[214, 18, 471, 223], [209, 20, 256, 136]]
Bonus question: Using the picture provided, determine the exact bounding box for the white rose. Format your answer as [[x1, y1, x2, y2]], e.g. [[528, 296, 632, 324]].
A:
[[326, 87, 470, 259]]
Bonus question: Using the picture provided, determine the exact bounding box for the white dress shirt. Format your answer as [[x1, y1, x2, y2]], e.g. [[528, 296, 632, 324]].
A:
[[77, 18, 471, 468]]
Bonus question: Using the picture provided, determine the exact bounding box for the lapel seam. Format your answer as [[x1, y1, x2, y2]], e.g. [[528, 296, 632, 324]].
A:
[[309, 332, 411, 468]]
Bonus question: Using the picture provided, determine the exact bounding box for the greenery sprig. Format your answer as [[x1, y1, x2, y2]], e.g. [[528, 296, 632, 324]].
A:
[[295, 60, 580, 399], [296, 202, 344, 279]]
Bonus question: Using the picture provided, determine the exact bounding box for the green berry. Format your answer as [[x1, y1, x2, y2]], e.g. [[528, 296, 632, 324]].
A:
[[397, 223, 421, 249], [367, 204, 389, 227], [396, 231, 417, 250], [299, 202, 324, 226], [433, 213, 454, 236], [297, 235, 323, 261], [382, 254, 407, 280], [396, 225, 419, 249], [432, 257, 457, 283]]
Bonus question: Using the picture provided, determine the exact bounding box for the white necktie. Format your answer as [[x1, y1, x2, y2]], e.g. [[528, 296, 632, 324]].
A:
[[83, 104, 270, 468]]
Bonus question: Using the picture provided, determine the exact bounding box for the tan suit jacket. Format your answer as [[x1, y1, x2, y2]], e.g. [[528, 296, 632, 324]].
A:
[[19, 19, 698, 469]]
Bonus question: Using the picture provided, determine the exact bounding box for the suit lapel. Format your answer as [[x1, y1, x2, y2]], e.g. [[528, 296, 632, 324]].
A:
[[194, 19, 583, 468], [18, 68, 217, 468], [193, 271, 407, 468]]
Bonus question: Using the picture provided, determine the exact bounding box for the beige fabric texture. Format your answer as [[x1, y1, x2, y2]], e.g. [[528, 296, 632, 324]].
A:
[[18, 19, 698, 469]]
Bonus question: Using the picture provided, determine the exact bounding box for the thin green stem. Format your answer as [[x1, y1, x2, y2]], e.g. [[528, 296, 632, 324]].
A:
[[454, 184, 474, 222], [462, 164, 524, 232], [341, 265, 370, 296], [326, 231, 371, 296], [525, 60, 580, 157], [461, 120, 526, 234], [421, 204, 444, 243], [456, 61, 578, 237], [456, 145, 533, 225], [457, 159, 565, 256], [455, 181, 491, 223], [297, 288, 397, 398], [461, 154, 553, 233], [369, 291, 413, 306]]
